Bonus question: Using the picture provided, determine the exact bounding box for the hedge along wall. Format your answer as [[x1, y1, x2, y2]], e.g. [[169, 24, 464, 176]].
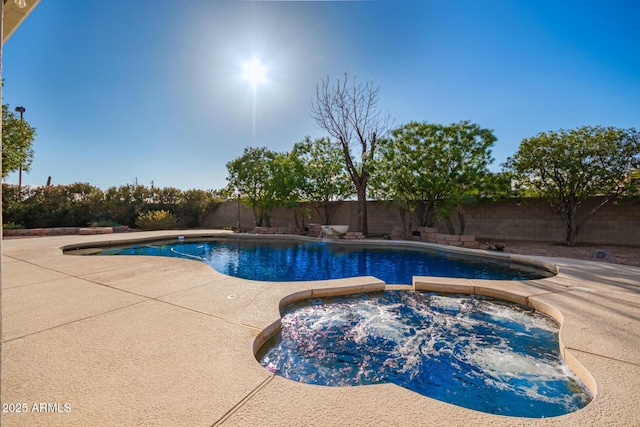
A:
[[199, 197, 640, 246]]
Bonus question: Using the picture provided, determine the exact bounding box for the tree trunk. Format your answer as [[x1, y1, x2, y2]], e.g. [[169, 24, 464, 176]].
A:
[[324, 203, 332, 225], [415, 202, 435, 228], [565, 223, 578, 246], [292, 209, 301, 231], [561, 208, 578, 246], [426, 204, 435, 227], [356, 183, 368, 236], [313, 201, 339, 225], [312, 204, 325, 225], [398, 204, 413, 240], [457, 205, 466, 236], [399, 205, 408, 240], [253, 207, 262, 227], [445, 217, 455, 235]]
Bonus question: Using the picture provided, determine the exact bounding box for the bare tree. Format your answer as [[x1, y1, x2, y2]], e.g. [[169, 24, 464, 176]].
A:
[[310, 72, 389, 236]]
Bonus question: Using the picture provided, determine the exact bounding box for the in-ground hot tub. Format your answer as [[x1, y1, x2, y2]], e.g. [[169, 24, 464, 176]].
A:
[[256, 291, 592, 418]]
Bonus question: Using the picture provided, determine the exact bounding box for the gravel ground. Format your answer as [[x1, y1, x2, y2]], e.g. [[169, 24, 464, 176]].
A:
[[482, 239, 640, 268]]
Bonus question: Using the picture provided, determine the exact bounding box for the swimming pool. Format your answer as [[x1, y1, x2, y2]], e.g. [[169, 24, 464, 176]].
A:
[[257, 291, 592, 418], [73, 237, 554, 283]]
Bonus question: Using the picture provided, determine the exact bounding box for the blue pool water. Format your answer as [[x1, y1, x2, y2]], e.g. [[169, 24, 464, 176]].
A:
[[84, 238, 553, 283], [257, 291, 592, 418]]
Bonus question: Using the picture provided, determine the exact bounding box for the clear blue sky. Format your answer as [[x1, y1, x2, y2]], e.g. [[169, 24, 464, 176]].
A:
[[3, 0, 639, 190]]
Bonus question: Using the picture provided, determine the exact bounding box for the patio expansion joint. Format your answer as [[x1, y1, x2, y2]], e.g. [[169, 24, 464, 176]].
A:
[[210, 374, 275, 426], [70, 268, 265, 332], [522, 286, 586, 304], [2, 274, 70, 291], [2, 253, 22, 262], [1, 256, 158, 293], [567, 346, 640, 368], [1, 299, 150, 344], [2, 255, 135, 286], [2, 288, 263, 345], [152, 297, 264, 333], [64, 272, 266, 333]]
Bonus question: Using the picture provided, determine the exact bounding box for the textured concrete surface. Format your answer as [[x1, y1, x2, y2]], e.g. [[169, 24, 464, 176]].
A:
[[2, 230, 639, 426]]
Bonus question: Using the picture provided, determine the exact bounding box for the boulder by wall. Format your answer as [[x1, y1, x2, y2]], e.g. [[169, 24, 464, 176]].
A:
[[390, 226, 480, 248]]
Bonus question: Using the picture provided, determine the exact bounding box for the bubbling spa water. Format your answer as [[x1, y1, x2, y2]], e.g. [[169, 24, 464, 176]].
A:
[[257, 291, 592, 418]]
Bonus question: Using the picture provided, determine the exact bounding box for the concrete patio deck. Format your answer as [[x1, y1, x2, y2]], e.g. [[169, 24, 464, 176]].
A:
[[2, 230, 639, 426]]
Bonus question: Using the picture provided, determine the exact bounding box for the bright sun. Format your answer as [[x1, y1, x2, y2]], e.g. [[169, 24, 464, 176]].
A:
[[242, 58, 266, 88]]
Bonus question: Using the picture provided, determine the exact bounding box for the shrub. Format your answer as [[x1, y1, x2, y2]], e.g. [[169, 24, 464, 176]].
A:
[[175, 189, 220, 227], [103, 185, 153, 227], [2, 183, 219, 229], [88, 220, 121, 227], [2, 183, 105, 228], [3, 221, 25, 229], [134, 210, 178, 230]]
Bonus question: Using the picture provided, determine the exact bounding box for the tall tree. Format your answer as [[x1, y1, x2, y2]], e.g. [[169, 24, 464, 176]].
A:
[[272, 148, 306, 222], [292, 136, 353, 224], [226, 147, 302, 227], [2, 104, 36, 178], [311, 72, 389, 236], [372, 121, 497, 236], [504, 125, 640, 246]]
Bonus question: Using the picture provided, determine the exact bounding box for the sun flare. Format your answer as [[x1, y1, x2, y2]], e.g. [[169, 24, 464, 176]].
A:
[[242, 58, 266, 88]]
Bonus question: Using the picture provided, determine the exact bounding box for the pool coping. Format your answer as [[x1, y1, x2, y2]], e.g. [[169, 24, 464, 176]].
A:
[[2, 229, 639, 426]]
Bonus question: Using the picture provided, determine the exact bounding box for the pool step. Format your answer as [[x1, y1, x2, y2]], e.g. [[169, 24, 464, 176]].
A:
[[385, 284, 413, 291]]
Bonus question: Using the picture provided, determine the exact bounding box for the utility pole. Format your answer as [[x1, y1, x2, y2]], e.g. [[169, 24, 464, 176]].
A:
[[15, 105, 25, 192]]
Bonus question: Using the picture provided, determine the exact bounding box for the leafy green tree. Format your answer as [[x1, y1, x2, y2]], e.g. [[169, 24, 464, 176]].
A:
[[292, 136, 353, 224], [226, 147, 302, 227], [630, 169, 640, 199], [61, 182, 106, 225], [372, 121, 497, 236], [2, 104, 37, 177], [151, 186, 182, 207], [273, 149, 306, 228], [504, 125, 640, 246], [175, 189, 220, 228], [3, 183, 104, 228], [103, 184, 153, 227], [311, 72, 389, 236]]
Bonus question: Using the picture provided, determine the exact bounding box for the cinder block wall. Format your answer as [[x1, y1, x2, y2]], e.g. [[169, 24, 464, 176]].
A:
[[461, 198, 564, 242], [200, 197, 639, 245], [460, 197, 639, 244]]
